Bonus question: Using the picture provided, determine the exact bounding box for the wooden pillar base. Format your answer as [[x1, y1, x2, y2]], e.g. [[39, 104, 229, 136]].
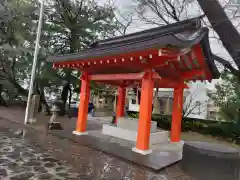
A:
[[132, 147, 153, 155], [73, 131, 88, 136]]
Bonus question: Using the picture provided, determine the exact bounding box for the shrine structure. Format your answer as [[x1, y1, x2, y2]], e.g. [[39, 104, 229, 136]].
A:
[[48, 18, 219, 155]]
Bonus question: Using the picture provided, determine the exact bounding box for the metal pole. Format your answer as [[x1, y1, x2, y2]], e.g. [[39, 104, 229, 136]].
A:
[[24, 1, 45, 124]]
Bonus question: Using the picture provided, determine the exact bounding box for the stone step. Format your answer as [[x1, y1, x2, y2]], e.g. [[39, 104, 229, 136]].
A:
[[151, 141, 184, 153]]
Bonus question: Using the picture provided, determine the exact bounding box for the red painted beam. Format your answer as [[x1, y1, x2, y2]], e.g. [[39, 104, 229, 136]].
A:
[[90, 73, 142, 81], [179, 56, 188, 69], [52, 47, 186, 72], [181, 70, 205, 80], [91, 71, 189, 88], [91, 71, 182, 84], [96, 80, 137, 87], [151, 72, 188, 88], [95, 80, 188, 88], [53, 48, 160, 69], [155, 80, 188, 88]]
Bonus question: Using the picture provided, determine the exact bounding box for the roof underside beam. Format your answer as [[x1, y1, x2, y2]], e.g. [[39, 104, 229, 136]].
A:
[[181, 70, 205, 80], [95, 80, 187, 88], [90, 73, 142, 81], [90, 72, 188, 88], [52, 47, 185, 70]]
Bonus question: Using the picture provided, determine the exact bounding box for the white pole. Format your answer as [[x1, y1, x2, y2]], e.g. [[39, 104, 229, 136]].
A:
[[24, 1, 45, 124]]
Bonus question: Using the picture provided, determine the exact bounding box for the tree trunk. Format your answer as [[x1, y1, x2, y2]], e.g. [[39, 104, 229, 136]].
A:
[[60, 82, 69, 116], [68, 85, 72, 110], [197, 0, 240, 68], [59, 30, 77, 115]]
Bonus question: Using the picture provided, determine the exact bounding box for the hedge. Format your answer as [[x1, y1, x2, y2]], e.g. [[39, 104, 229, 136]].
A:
[[127, 111, 240, 144]]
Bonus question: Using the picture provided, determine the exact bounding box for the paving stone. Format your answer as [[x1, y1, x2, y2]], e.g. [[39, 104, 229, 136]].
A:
[[44, 162, 56, 168], [20, 152, 34, 157], [0, 158, 11, 165], [0, 168, 7, 176], [10, 172, 34, 180], [77, 174, 94, 180], [33, 166, 48, 173], [9, 166, 32, 174], [42, 157, 59, 163], [55, 166, 66, 172], [57, 172, 69, 177], [1, 147, 12, 152], [7, 162, 18, 169], [24, 160, 42, 167], [8, 152, 20, 159], [37, 173, 54, 179]]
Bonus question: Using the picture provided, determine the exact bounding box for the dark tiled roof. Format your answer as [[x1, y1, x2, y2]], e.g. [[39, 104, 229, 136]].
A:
[[47, 17, 219, 78]]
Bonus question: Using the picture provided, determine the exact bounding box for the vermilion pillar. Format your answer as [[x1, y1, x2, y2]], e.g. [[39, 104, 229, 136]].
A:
[[170, 87, 184, 142], [133, 71, 154, 155], [73, 72, 90, 135], [116, 86, 126, 123]]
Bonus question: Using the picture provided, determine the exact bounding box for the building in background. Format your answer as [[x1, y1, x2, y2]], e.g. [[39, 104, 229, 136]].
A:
[[206, 89, 221, 120], [128, 82, 221, 120]]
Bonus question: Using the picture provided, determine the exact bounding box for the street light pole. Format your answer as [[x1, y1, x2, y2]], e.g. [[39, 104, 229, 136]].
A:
[[24, 1, 45, 124]]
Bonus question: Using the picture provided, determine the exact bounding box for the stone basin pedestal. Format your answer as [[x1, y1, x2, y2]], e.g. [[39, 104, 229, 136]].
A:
[[102, 117, 169, 146]]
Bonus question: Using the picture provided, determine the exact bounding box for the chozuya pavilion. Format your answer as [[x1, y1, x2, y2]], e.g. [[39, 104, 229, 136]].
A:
[[47, 18, 219, 155]]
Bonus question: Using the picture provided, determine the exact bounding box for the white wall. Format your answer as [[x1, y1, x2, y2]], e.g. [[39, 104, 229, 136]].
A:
[[128, 99, 140, 112]]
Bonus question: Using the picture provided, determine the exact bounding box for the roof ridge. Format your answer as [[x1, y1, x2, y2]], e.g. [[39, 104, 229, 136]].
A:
[[91, 17, 201, 48]]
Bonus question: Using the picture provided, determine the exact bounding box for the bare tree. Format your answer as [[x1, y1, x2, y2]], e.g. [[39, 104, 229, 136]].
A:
[[165, 89, 207, 118], [113, 10, 133, 36], [196, 0, 240, 72], [182, 91, 207, 118], [106, 0, 134, 37], [135, 0, 198, 25], [134, 0, 240, 74]]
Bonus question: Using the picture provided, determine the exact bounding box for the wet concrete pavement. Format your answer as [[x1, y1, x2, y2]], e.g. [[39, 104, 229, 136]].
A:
[[0, 131, 80, 180], [0, 107, 193, 180], [0, 121, 192, 180]]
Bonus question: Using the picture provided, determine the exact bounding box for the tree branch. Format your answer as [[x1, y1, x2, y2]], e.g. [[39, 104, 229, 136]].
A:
[[73, 0, 84, 21], [162, 0, 179, 21], [212, 54, 239, 76]]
